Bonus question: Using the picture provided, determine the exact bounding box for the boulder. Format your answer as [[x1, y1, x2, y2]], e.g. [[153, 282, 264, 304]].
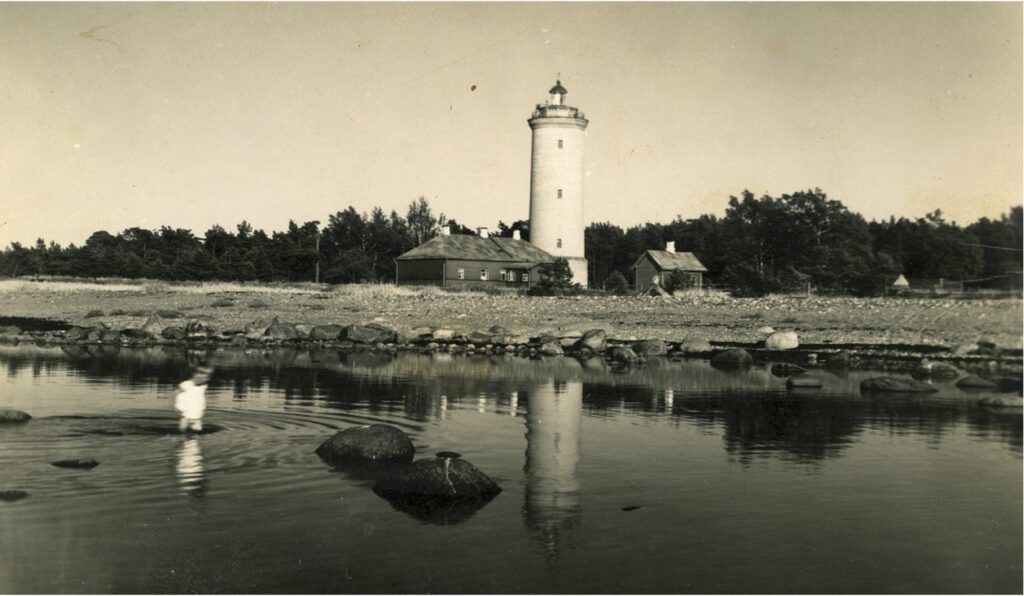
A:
[[956, 375, 998, 390], [975, 340, 1001, 357], [633, 340, 667, 357], [343, 324, 396, 344], [488, 325, 509, 335], [677, 338, 713, 354], [756, 325, 775, 335], [51, 458, 100, 469], [610, 346, 639, 364], [120, 328, 152, 340], [503, 335, 531, 346], [315, 424, 415, 464], [85, 309, 105, 318], [0, 409, 31, 423], [770, 363, 807, 377], [140, 315, 165, 337], [185, 320, 215, 339], [786, 374, 823, 389], [431, 329, 455, 341], [860, 377, 938, 394], [161, 326, 187, 340], [765, 330, 799, 351], [710, 348, 753, 368], [537, 341, 563, 356], [99, 328, 122, 343], [265, 319, 300, 340], [910, 360, 960, 380], [951, 343, 979, 356], [467, 331, 493, 346], [410, 326, 434, 338], [309, 325, 344, 341], [245, 318, 274, 340], [373, 454, 501, 502], [64, 327, 88, 342], [575, 329, 607, 352]]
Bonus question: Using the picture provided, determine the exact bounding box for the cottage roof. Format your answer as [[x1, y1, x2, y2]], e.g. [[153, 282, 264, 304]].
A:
[[632, 250, 708, 273], [892, 274, 910, 288], [395, 234, 556, 265]]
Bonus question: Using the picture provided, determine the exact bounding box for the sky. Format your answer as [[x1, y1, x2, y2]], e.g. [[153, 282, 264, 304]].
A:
[[1, 2, 1021, 246]]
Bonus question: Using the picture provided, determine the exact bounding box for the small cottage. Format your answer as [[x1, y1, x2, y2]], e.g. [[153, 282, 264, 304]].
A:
[[632, 242, 708, 292], [395, 228, 556, 289]]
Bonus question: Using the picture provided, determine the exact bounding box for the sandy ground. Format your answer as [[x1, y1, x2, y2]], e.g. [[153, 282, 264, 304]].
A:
[[0, 281, 1019, 349]]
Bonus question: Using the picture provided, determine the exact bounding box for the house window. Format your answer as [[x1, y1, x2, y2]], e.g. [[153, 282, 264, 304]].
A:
[[480, 269, 488, 280], [457, 267, 464, 280], [557, 189, 563, 199], [522, 273, 529, 282], [499, 269, 507, 281], [558, 139, 563, 149], [557, 238, 562, 248]]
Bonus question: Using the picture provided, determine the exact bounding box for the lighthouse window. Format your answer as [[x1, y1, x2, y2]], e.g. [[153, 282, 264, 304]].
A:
[[558, 139, 563, 149], [557, 238, 562, 248], [557, 189, 563, 199]]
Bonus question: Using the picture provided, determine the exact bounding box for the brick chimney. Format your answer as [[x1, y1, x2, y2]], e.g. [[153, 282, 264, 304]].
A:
[[477, 227, 489, 239], [666, 240, 675, 253]]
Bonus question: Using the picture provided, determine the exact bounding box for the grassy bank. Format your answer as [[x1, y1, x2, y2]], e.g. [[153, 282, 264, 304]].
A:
[[0, 279, 1020, 349]]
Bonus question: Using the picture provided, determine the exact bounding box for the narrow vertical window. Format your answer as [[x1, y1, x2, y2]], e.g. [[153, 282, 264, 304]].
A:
[[557, 238, 562, 248], [557, 139, 563, 149], [457, 267, 465, 280], [480, 269, 488, 280], [557, 189, 563, 199], [522, 273, 529, 283], [499, 269, 507, 281]]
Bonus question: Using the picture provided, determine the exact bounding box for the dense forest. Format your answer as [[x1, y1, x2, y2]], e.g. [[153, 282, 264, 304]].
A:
[[1, 190, 1020, 296]]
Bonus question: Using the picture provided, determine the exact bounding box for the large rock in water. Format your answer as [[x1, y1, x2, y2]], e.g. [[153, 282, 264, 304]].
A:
[[860, 377, 938, 394], [0, 409, 31, 423], [576, 329, 607, 352], [765, 331, 799, 351], [315, 424, 415, 464], [265, 319, 300, 340], [610, 346, 639, 364], [140, 315, 166, 337], [633, 340, 667, 356], [910, 361, 960, 380], [710, 348, 753, 368], [373, 454, 501, 502], [956, 375, 998, 390]]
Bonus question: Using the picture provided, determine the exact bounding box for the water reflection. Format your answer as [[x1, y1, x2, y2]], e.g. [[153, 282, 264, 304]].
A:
[[176, 437, 206, 498], [523, 380, 582, 561]]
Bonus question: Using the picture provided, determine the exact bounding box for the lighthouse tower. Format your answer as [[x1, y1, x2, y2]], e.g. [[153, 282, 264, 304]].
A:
[[528, 80, 588, 287]]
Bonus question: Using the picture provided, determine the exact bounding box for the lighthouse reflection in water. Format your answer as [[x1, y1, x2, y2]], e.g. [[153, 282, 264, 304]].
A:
[[523, 379, 583, 560]]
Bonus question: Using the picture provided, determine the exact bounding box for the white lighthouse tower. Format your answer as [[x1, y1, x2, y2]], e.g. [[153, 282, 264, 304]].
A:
[[528, 80, 588, 287]]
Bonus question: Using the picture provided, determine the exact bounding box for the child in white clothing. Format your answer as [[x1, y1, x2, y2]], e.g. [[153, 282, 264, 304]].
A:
[[175, 365, 213, 432]]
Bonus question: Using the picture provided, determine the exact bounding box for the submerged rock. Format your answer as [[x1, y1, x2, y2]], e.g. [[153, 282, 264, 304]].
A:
[[0, 409, 31, 423], [978, 396, 1024, 409], [710, 348, 753, 369], [633, 340, 667, 357], [770, 363, 807, 377], [860, 377, 938, 394], [0, 490, 29, 502], [610, 346, 639, 364], [315, 424, 415, 464], [956, 375, 998, 390], [911, 360, 960, 380], [786, 374, 823, 389], [51, 458, 100, 469]]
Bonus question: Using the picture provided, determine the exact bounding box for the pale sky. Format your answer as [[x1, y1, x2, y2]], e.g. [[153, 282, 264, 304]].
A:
[[1, 2, 1021, 246]]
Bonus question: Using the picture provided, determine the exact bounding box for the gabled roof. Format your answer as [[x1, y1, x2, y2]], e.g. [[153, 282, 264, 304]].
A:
[[893, 274, 910, 287], [632, 250, 708, 272], [396, 234, 556, 265]]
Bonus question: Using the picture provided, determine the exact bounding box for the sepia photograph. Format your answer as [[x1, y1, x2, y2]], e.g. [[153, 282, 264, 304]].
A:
[[0, 2, 1021, 594]]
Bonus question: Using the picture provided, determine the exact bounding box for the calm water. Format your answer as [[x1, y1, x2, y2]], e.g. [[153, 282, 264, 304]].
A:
[[0, 345, 1020, 594]]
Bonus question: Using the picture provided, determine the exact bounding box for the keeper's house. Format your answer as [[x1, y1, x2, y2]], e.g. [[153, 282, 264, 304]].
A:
[[395, 228, 555, 290], [632, 241, 708, 292]]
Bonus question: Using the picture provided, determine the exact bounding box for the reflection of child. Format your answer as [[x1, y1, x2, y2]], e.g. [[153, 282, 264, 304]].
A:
[[175, 366, 213, 432]]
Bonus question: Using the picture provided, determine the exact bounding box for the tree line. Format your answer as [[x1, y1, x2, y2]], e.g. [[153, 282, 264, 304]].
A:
[[1, 190, 1020, 295]]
